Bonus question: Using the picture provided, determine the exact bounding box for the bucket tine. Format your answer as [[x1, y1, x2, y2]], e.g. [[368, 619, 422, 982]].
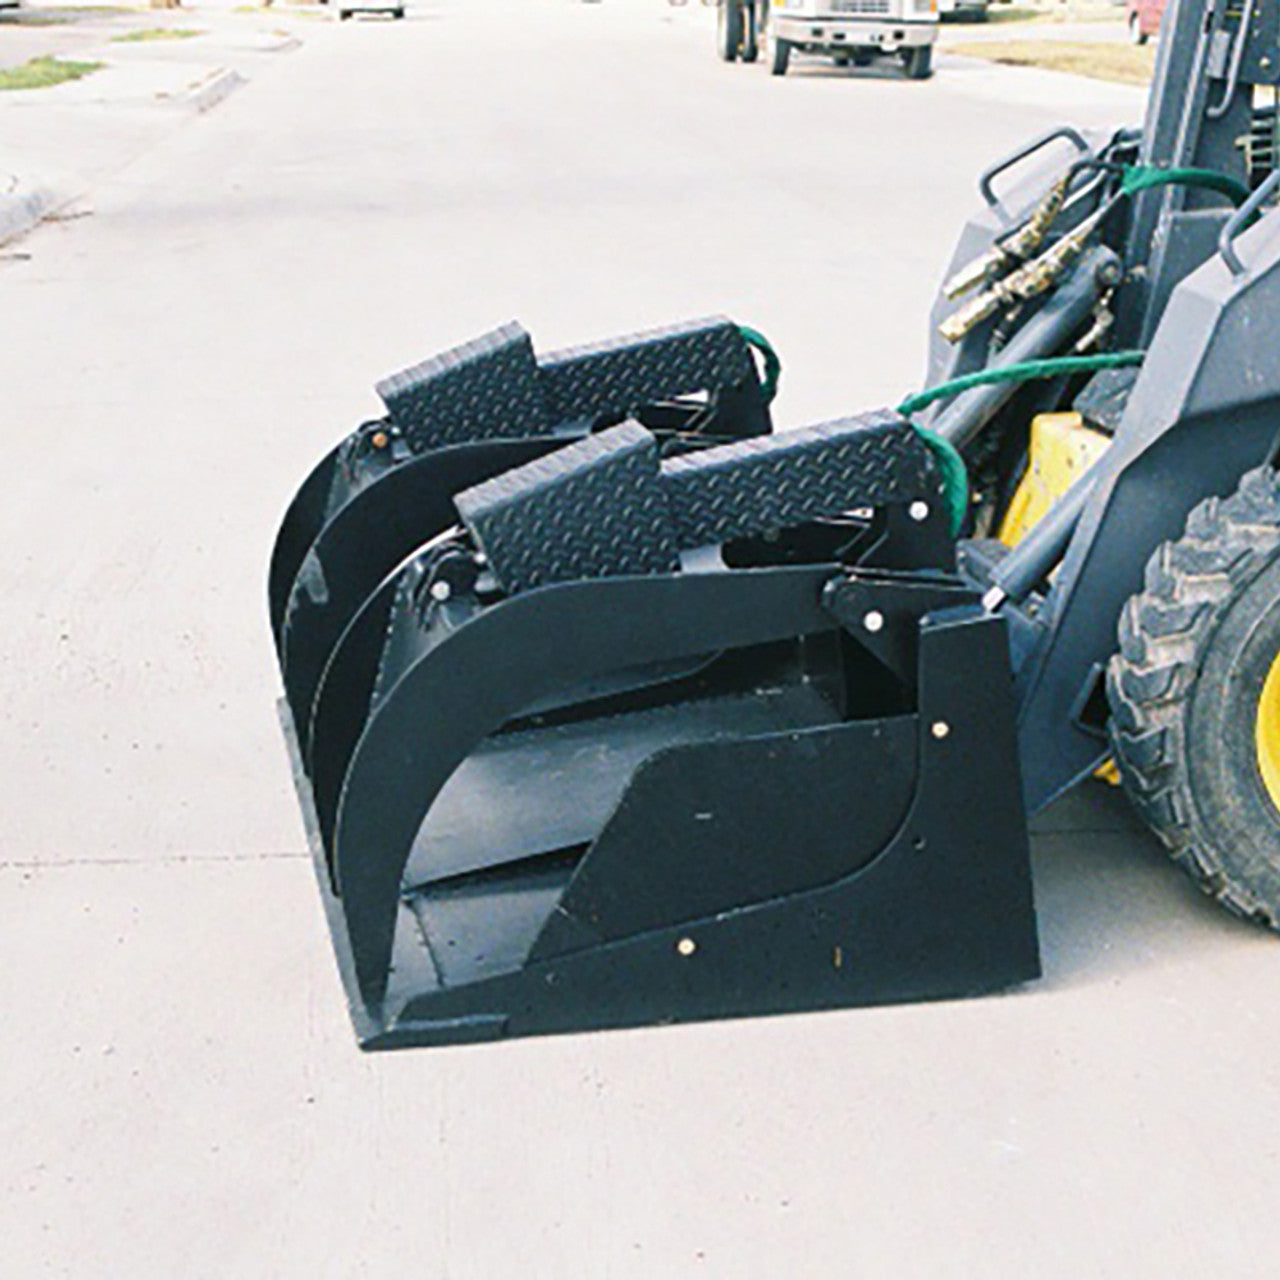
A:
[[279, 437, 566, 744], [273, 317, 775, 735], [268, 446, 340, 649], [332, 566, 841, 1010]]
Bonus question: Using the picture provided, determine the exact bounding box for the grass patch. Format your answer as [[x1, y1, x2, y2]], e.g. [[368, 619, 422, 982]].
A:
[[0, 11, 78, 23], [0, 55, 103, 90], [949, 39, 1155, 83], [985, 0, 1125, 19], [982, 6, 1051, 21], [232, 4, 328, 16], [111, 25, 203, 40], [0, 5, 131, 20]]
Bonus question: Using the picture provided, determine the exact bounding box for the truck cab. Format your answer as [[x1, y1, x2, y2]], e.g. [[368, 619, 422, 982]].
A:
[[719, 0, 938, 79]]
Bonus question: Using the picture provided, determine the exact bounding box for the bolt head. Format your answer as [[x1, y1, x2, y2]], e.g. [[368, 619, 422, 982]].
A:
[[429, 580, 452, 603], [676, 937, 697, 957], [909, 500, 930, 522], [931, 720, 950, 740], [863, 610, 884, 633]]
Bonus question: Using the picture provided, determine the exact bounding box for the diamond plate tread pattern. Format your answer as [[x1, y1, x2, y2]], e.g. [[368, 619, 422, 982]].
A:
[[662, 411, 937, 549], [537, 316, 754, 425], [376, 323, 551, 451], [455, 423, 679, 593]]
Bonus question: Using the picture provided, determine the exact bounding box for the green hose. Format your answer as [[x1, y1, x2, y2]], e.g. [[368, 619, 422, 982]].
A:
[[738, 325, 781, 404], [897, 164, 1243, 533], [1120, 165, 1251, 207], [897, 350, 1146, 534], [911, 427, 972, 536]]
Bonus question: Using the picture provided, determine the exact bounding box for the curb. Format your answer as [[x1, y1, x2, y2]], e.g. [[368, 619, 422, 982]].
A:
[[183, 66, 248, 114], [0, 185, 64, 248]]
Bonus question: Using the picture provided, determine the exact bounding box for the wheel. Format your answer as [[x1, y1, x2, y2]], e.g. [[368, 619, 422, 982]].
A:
[[901, 44, 932, 79], [392, 5, 404, 14], [338, 8, 351, 16], [740, 0, 758, 62], [1128, 12, 1148, 44], [771, 36, 790, 75], [851, 47, 874, 66], [1108, 466, 1280, 928], [717, 0, 743, 61]]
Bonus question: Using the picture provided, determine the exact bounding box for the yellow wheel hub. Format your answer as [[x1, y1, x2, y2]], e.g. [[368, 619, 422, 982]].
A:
[[1256, 649, 1280, 810]]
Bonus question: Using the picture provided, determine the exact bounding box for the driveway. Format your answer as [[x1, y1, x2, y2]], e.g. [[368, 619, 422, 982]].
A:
[[3, 4, 1272, 1278]]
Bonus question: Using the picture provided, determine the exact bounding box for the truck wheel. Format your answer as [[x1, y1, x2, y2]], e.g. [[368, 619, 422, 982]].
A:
[[740, 1, 759, 61], [771, 37, 791, 75], [851, 47, 874, 66], [717, 0, 743, 61], [901, 45, 932, 79], [1108, 466, 1280, 929]]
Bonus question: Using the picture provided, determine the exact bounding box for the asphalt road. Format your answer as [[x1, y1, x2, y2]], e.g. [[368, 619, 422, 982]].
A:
[[2, 3, 1276, 1277]]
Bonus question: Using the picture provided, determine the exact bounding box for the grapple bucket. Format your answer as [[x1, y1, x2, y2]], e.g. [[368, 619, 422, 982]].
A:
[[271, 320, 1039, 1050]]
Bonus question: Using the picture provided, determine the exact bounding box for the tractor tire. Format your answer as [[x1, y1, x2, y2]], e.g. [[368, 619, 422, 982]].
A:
[[771, 36, 791, 75], [718, 0, 743, 61], [741, 1, 759, 61], [901, 45, 933, 79], [1107, 465, 1280, 929]]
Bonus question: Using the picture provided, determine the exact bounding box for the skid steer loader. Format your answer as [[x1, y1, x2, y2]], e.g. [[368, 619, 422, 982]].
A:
[[271, 0, 1280, 1049]]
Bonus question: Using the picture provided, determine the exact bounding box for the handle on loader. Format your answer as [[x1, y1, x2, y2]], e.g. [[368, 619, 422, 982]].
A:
[[1219, 169, 1280, 276], [978, 127, 1091, 221]]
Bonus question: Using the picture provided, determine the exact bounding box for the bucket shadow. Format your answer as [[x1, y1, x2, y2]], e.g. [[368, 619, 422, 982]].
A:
[[1027, 781, 1264, 990]]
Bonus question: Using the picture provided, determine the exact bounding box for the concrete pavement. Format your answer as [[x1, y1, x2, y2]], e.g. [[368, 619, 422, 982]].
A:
[[0, 1, 311, 243], [2, 3, 1276, 1277]]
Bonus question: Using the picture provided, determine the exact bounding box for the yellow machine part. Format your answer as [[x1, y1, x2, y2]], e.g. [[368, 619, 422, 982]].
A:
[[1257, 652, 1280, 811], [999, 411, 1117, 783], [998, 411, 1111, 549]]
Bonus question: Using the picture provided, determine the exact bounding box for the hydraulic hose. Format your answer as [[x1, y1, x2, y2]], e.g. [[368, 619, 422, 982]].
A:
[[906, 163, 1242, 535], [1120, 165, 1251, 207], [738, 325, 781, 404], [898, 350, 1146, 534]]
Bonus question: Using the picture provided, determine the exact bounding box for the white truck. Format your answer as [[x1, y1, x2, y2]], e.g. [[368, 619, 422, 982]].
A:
[[718, 0, 938, 79]]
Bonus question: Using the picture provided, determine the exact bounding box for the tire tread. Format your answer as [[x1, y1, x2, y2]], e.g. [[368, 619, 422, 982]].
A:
[[1107, 465, 1280, 924]]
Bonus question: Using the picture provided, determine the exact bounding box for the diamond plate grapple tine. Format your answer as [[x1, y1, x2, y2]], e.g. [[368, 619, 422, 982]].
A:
[[280, 437, 571, 744], [272, 319, 1044, 1053], [272, 318, 773, 709]]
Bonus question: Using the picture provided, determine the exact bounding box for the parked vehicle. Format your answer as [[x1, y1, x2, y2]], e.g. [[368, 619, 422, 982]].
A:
[[939, 0, 989, 21], [719, 0, 939, 80], [1126, 0, 1166, 43]]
